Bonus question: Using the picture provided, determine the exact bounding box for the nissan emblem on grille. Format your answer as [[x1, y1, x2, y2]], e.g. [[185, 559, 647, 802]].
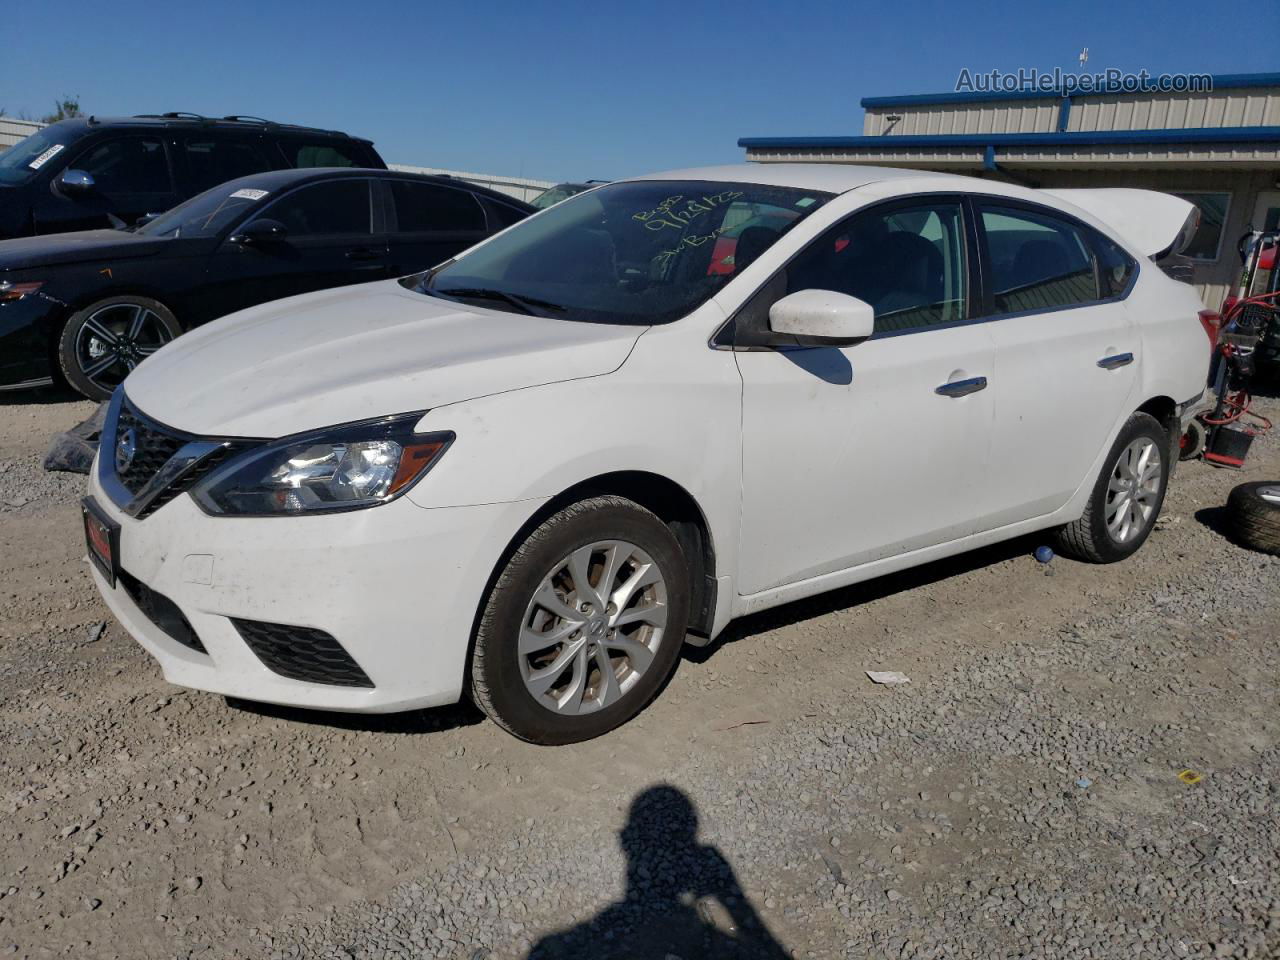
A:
[[115, 426, 137, 473]]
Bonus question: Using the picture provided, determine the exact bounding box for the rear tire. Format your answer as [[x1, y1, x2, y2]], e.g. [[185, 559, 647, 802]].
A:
[[1226, 482, 1280, 555], [469, 496, 690, 744], [57, 296, 181, 401], [1056, 412, 1170, 563]]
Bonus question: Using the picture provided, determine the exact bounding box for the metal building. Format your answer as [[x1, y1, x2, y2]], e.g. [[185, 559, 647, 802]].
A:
[[740, 72, 1280, 308]]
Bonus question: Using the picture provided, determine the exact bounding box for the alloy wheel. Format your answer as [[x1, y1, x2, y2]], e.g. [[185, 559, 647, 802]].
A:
[[518, 540, 668, 715], [1104, 437, 1163, 543], [74, 302, 172, 392]]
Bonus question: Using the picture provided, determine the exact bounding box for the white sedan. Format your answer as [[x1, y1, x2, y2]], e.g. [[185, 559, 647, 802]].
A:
[[84, 164, 1210, 743]]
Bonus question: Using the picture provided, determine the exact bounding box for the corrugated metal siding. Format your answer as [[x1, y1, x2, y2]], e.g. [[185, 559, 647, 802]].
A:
[[1069, 89, 1280, 131], [747, 146, 986, 167], [743, 143, 1280, 168], [865, 101, 1057, 136], [0, 116, 46, 149], [863, 86, 1280, 138]]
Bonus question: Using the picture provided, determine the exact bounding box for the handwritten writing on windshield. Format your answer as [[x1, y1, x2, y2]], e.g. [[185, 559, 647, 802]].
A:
[[633, 192, 743, 232], [653, 227, 727, 267]]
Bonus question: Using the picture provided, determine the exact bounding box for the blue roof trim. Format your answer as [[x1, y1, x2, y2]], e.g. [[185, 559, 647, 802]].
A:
[[860, 71, 1280, 109], [738, 126, 1280, 150]]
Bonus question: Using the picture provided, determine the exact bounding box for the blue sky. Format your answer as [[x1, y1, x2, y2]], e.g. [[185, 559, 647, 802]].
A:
[[4, 0, 1275, 183]]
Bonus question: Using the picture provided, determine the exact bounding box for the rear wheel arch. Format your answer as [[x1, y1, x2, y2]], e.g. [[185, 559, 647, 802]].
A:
[[1136, 395, 1180, 465]]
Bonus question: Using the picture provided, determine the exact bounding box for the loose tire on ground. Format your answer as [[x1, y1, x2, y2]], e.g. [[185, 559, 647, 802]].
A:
[[57, 296, 181, 401], [1226, 482, 1280, 555], [1056, 411, 1171, 563], [469, 495, 690, 744]]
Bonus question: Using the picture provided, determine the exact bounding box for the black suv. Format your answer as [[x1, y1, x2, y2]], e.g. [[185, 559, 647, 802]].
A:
[[0, 113, 385, 240]]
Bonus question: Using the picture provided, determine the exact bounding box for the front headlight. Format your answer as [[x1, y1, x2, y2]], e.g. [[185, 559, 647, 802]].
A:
[[192, 413, 453, 516]]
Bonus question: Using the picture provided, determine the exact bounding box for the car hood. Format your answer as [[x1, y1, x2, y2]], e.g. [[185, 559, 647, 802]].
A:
[[123, 280, 645, 437], [0, 228, 171, 271]]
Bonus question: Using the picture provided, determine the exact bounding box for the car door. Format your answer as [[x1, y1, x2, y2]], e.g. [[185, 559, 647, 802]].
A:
[[200, 177, 387, 319], [32, 135, 177, 233], [976, 200, 1141, 527], [733, 197, 997, 596], [382, 178, 491, 275]]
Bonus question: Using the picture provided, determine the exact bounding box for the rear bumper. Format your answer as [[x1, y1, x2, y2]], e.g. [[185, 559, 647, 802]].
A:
[[86, 462, 546, 713]]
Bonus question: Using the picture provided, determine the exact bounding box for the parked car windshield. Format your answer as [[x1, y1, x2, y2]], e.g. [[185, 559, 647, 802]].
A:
[[137, 181, 269, 238], [0, 126, 81, 184], [416, 180, 832, 325]]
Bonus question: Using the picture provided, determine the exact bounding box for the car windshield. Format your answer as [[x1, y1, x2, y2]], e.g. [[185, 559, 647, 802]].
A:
[[137, 182, 269, 238], [0, 126, 80, 185], [414, 180, 831, 325]]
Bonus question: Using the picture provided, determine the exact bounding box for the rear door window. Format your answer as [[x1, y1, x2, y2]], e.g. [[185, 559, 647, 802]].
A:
[[279, 140, 364, 168], [389, 180, 485, 233], [183, 138, 274, 193], [979, 205, 1099, 314], [265, 180, 373, 236]]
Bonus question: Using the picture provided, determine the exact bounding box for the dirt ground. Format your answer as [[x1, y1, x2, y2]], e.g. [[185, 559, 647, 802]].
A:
[[0, 388, 1277, 960]]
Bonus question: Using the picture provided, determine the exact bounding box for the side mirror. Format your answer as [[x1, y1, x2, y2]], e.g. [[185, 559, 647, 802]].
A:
[[766, 289, 875, 347], [229, 218, 288, 245], [58, 169, 95, 194]]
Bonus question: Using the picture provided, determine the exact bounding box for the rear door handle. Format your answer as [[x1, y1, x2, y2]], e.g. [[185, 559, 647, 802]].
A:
[[935, 376, 988, 397], [345, 247, 385, 262], [1097, 352, 1134, 370]]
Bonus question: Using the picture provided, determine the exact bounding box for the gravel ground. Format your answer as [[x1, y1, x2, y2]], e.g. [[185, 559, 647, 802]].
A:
[[0, 386, 1277, 960]]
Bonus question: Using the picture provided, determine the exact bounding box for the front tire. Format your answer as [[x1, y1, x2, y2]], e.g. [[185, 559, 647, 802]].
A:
[[57, 296, 181, 401], [1056, 412, 1170, 563], [469, 496, 690, 744]]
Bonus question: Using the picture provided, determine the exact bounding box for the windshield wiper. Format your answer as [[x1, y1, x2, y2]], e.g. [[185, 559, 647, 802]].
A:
[[434, 287, 566, 317]]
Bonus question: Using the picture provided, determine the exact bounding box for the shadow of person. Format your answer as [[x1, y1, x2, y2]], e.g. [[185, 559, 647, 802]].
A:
[[528, 784, 789, 960]]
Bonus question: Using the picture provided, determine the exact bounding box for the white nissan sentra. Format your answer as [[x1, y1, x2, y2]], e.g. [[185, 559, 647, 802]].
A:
[[84, 164, 1210, 743]]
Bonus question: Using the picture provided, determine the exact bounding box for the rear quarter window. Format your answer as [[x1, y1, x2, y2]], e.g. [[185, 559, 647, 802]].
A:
[[277, 140, 365, 169]]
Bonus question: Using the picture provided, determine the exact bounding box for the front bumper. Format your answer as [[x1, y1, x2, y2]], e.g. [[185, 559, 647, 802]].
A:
[[87, 461, 545, 712], [0, 291, 64, 387]]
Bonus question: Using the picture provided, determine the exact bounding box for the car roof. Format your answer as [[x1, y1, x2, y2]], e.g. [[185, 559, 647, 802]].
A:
[[207, 167, 536, 209], [46, 114, 373, 144], [623, 163, 972, 194]]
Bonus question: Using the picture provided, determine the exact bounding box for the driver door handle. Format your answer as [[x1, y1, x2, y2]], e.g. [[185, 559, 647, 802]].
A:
[[345, 247, 385, 262], [935, 376, 988, 398], [1097, 352, 1134, 370]]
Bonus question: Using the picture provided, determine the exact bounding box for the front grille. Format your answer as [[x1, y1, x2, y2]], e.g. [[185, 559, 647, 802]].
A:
[[109, 398, 256, 519], [140, 444, 238, 517], [119, 570, 207, 654], [231, 619, 374, 688], [114, 405, 187, 495]]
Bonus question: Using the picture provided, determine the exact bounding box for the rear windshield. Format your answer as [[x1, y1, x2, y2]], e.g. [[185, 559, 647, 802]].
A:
[[0, 125, 82, 185]]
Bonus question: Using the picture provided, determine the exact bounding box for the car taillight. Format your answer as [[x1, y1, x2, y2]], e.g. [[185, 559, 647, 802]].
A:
[[1197, 309, 1220, 348], [0, 280, 44, 302]]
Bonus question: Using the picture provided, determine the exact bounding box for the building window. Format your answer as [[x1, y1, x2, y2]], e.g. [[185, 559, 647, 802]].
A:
[[1173, 192, 1231, 261]]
